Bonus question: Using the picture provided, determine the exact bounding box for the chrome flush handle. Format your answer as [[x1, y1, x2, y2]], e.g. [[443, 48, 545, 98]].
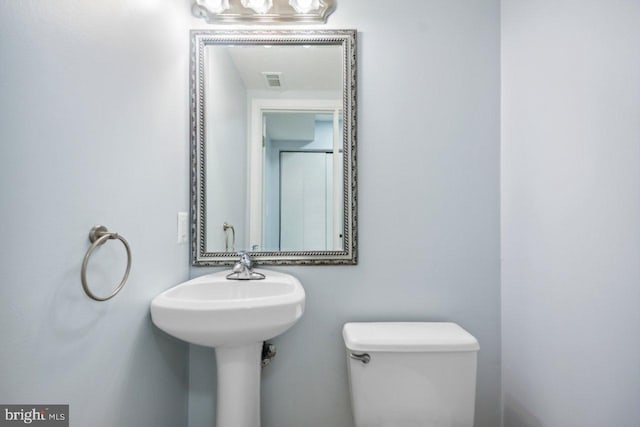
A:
[[349, 353, 371, 364], [239, 250, 252, 270]]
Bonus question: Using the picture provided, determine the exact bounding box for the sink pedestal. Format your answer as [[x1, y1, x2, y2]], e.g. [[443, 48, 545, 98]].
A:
[[215, 343, 262, 427], [150, 270, 305, 427]]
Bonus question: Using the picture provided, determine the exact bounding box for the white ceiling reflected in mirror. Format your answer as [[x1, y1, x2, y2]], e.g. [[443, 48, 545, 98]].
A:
[[192, 0, 336, 24], [191, 30, 357, 265]]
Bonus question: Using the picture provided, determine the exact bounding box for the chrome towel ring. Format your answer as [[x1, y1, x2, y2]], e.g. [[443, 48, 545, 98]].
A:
[[81, 225, 131, 301]]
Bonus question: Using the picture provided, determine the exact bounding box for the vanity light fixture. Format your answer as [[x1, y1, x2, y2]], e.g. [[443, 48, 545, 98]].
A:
[[192, 0, 335, 23]]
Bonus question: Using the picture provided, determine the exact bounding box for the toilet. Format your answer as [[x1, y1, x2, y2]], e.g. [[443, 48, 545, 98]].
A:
[[343, 322, 480, 427]]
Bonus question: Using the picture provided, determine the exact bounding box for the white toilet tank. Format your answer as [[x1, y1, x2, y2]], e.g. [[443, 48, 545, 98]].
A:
[[343, 322, 479, 427]]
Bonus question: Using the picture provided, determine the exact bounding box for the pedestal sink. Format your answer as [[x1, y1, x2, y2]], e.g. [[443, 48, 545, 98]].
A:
[[150, 269, 305, 427]]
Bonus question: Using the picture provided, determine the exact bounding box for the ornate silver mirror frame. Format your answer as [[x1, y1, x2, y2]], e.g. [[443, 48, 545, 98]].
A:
[[191, 29, 357, 266]]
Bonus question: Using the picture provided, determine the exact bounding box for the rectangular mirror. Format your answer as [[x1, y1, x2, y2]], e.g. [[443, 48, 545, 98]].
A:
[[191, 30, 357, 265]]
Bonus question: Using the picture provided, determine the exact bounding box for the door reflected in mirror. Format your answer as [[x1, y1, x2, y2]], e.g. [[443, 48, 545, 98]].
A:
[[192, 30, 357, 265], [262, 111, 344, 252]]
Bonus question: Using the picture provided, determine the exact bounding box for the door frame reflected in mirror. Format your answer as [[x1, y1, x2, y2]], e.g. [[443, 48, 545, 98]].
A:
[[249, 99, 343, 252]]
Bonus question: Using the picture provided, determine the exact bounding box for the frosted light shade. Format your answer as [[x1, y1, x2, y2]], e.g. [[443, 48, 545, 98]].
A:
[[241, 0, 273, 14], [197, 0, 230, 13], [289, 0, 320, 13], [191, 0, 336, 23]]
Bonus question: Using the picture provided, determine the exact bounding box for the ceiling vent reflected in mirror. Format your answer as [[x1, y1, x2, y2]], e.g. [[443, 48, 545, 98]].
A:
[[262, 72, 283, 89], [192, 0, 336, 24]]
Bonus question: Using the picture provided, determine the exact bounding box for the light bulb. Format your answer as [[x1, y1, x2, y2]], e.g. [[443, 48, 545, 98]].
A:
[[289, 0, 320, 14], [197, 0, 230, 14], [240, 0, 273, 14]]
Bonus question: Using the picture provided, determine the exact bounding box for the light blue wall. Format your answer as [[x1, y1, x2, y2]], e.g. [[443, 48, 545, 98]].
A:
[[5, 1, 638, 426], [0, 1, 193, 426], [0, 1, 501, 426], [501, 0, 640, 426], [189, 0, 501, 426]]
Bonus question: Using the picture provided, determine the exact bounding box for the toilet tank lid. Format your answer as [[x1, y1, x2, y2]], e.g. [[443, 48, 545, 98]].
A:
[[342, 322, 480, 352]]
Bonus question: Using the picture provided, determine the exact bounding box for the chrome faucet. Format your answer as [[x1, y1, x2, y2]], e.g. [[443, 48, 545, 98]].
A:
[[226, 251, 265, 280]]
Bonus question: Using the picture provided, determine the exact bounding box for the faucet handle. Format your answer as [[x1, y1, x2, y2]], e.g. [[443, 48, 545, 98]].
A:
[[237, 250, 252, 269]]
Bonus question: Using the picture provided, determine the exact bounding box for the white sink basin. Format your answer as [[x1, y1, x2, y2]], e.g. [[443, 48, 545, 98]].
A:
[[150, 269, 305, 347], [150, 269, 305, 427]]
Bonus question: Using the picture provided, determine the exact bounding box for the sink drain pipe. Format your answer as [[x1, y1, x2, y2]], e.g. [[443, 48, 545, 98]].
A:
[[261, 342, 276, 368]]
